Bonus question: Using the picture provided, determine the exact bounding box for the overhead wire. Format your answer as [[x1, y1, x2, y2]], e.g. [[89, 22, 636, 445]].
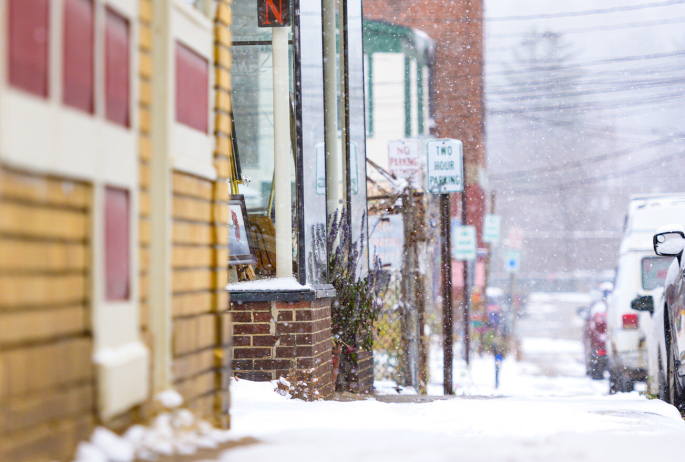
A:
[[490, 132, 685, 181], [486, 0, 685, 21], [488, 16, 685, 39], [501, 149, 685, 194]]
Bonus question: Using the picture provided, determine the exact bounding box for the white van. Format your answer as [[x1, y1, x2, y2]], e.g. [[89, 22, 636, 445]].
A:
[[607, 194, 685, 393]]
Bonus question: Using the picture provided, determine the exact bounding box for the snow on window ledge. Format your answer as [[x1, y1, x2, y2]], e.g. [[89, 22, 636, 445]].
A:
[[226, 277, 312, 293]]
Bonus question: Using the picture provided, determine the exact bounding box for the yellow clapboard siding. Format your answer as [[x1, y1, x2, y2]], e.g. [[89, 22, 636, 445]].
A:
[[0, 240, 86, 273], [173, 222, 214, 245], [0, 202, 87, 241], [173, 196, 213, 223], [0, 169, 89, 209], [172, 269, 214, 293], [0, 274, 86, 308], [172, 172, 214, 200], [0, 337, 93, 399], [173, 245, 214, 269], [0, 305, 86, 345], [173, 291, 214, 318]]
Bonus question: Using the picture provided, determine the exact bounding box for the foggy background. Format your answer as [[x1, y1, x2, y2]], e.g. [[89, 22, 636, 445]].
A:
[[485, 0, 685, 288]]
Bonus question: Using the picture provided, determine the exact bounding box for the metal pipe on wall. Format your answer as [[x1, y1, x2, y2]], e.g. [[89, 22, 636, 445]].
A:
[[322, 0, 341, 218], [273, 27, 293, 278]]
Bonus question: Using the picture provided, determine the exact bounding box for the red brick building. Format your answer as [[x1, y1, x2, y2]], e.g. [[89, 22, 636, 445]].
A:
[[363, 0, 488, 287]]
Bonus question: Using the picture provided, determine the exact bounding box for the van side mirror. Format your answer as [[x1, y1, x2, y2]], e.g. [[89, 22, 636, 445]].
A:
[[653, 229, 685, 257], [631, 295, 654, 315]]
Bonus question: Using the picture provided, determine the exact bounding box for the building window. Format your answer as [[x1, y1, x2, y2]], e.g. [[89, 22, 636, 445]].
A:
[[8, 0, 50, 97], [105, 187, 130, 301], [175, 42, 209, 133], [63, 0, 94, 113], [105, 8, 130, 127]]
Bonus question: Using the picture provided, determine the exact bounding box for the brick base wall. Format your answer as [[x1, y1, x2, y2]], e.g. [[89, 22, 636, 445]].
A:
[[230, 298, 334, 399], [337, 350, 374, 394]]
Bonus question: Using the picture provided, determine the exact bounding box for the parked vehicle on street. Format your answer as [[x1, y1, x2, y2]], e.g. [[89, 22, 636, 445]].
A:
[[634, 224, 685, 409], [641, 286, 667, 400], [607, 195, 685, 393], [580, 282, 612, 379]]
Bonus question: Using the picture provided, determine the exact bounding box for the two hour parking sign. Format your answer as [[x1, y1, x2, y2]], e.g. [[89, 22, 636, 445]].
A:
[[426, 139, 464, 194]]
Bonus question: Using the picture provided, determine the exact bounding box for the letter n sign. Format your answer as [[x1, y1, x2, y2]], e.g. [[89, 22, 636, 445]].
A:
[[258, 0, 290, 27]]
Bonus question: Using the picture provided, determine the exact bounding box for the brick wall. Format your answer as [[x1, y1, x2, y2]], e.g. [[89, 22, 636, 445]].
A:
[[0, 167, 94, 462], [230, 298, 334, 399], [339, 350, 374, 394], [169, 0, 232, 428], [363, 0, 485, 168]]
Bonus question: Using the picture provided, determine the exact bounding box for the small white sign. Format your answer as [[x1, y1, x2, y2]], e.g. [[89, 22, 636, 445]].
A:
[[453, 225, 477, 261], [369, 215, 404, 270], [426, 139, 464, 194], [483, 214, 501, 244], [388, 139, 421, 185], [316, 142, 326, 195], [507, 227, 524, 250], [350, 142, 359, 195], [505, 250, 521, 273]]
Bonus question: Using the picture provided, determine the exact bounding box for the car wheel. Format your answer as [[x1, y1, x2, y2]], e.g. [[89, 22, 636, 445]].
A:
[[590, 363, 604, 380], [668, 338, 685, 409], [609, 367, 620, 394], [658, 353, 669, 402]]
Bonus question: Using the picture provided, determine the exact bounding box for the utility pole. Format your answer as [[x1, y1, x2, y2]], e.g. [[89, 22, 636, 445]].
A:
[[441, 194, 453, 395], [484, 191, 497, 290], [401, 188, 419, 389]]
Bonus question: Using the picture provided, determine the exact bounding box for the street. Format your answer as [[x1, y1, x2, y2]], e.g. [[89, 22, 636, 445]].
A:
[[218, 293, 685, 462]]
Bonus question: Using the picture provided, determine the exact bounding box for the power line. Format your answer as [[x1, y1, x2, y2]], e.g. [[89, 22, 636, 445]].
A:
[[487, 77, 685, 102], [502, 111, 684, 139], [503, 149, 685, 194], [484, 50, 685, 76], [486, 0, 685, 21], [486, 64, 685, 92], [488, 16, 685, 39], [490, 132, 685, 181], [488, 90, 685, 115]]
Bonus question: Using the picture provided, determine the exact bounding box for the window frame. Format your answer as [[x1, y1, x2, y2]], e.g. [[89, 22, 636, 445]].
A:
[[169, 0, 215, 180], [62, 0, 95, 113], [0, 0, 146, 420]]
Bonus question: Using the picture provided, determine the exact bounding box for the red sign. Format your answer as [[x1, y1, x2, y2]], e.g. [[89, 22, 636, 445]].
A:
[[258, 0, 290, 27]]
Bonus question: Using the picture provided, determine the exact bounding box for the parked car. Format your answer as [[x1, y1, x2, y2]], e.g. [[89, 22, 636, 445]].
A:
[[641, 286, 667, 400], [633, 224, 685, 409], [607, 194, 685, 394], [580, 282, 612, 379]]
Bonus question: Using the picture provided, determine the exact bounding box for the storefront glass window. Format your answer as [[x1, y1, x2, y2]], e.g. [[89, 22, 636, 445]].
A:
[[344, 0, 369, 273], [231, 0, 298, 280]]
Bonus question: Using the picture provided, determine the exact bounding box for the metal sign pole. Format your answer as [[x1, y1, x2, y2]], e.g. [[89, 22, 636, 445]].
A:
[[427, 139, 463, 395], [461, 191, 471, 366], [441, 194, 453, 395]]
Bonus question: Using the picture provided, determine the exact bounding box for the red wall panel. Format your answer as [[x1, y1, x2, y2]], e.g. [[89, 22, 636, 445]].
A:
[[63, 0, 94, 113], [105, 187, 130, 301], [8, 0, 50, 97], [105, 8, 130, 127], [175, 42, 209, 133]]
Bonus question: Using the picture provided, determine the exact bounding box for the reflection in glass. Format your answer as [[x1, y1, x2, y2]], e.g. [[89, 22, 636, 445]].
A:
[[345, 0, 369, 274]]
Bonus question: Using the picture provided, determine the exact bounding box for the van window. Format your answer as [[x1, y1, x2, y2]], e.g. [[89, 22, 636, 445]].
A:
[[641, 256, 673, 290]]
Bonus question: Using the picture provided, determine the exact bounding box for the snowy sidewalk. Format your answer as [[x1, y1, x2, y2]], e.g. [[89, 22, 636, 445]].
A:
[[215, 333, 685, 462], [220, 378, 685, 462]]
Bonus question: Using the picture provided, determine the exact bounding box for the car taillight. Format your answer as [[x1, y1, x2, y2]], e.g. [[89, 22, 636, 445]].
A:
[[622, 314, 639, 329], [597, 349, 607, 356], [594, 313, 607, 333]]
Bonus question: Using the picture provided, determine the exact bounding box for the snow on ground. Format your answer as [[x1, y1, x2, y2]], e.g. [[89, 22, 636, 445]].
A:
[[222, 375, 685, 462], [217, 325, 685, 461]]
